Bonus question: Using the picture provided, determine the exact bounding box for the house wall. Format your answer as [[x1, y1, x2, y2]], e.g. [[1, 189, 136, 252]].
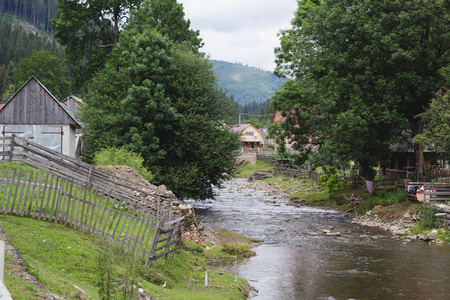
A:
[[62, 98, 81, 117], [241, 126, 265, 143], [0, 124, 76, 158], [62, 125, 76, 157], [0, 79, 78, 126]]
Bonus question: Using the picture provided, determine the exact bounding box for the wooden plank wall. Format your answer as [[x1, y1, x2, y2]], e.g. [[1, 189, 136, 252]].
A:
[[0, 136, 183, 265], [0, 78, 77, 125]]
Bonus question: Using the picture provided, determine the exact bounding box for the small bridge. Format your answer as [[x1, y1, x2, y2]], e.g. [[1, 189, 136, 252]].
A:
[[0, 135, 183, 265]]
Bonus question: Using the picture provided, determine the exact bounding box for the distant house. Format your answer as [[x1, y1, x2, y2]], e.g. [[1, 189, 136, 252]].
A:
[[230, 124, 265, 149], [61, 95, 82, 117], [270, 110, 297, 150], [382, 143, 438, 179], [0, 77, 82, 158], [259, 128, 275, 148]]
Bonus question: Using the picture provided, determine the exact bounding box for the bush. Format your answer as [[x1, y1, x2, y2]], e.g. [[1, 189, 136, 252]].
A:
[[420, 206, 441, 229], [94, 147, 154, 182], [386, 190, 407, 204], [325, 174, 344, 193]]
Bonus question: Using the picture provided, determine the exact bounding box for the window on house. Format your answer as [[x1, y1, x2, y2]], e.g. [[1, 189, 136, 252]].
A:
[[246, 132, 254, 136]]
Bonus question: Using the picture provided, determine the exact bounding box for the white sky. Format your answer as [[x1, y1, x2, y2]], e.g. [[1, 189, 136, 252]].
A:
[[178, 0, 298, 72]]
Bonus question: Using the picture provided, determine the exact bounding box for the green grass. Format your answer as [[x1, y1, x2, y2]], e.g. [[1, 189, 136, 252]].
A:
[[263, 175, 330, 205], [0, 214, 250, 299], [0, 162, 163, 256], [235, 160, 275, 178], [0, 162, 250, 299]]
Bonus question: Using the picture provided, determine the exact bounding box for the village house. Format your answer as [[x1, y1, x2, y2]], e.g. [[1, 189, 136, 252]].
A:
[[381, 143, 440, 180], [0, 77, 82, 158], [230, 123, 265, 150], [61, 95, 82, 117]]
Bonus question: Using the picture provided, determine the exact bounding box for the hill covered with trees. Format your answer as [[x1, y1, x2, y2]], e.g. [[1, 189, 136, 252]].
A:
[[0, 0, 57, 34], [212, 60, 286, 105]]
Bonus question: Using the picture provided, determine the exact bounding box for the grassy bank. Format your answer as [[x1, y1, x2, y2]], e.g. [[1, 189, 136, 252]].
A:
[[0, 214, 253, 299], [0, 161, 253, 299]]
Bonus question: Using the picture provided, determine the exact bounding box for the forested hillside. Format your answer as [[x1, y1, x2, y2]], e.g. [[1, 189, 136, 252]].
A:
[[212, 60, 286, 105], [0, 0, 57, 33], [0, 18, 65, 99]]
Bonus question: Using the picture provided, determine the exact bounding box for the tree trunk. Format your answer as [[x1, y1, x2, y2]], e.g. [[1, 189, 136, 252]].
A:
[[359, 160, 375, 180], [414, 121, 427, 181]]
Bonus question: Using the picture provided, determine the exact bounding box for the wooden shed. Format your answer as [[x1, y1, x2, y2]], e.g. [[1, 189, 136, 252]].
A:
[[61, 95, 82, 117], [0, 77, 82, 158]]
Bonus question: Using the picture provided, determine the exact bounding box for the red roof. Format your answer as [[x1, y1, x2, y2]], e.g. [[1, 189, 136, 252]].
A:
[[229, 124, 252, 133]]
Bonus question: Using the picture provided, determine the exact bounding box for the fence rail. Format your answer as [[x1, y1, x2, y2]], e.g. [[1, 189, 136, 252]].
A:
[[256, 153, 278, 162], [273, 166, 311, 179], [0, 135, 183, 265]]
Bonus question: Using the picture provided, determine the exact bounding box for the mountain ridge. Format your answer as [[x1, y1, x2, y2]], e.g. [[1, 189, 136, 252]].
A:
[[212, 60, 286, 105]]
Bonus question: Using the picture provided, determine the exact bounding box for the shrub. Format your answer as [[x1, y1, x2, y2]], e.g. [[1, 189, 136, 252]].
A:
[[386, 190, 407, 204], [325, 174, 344, 193], [94, 147, 154, 182], [420, 206, 441, 229]]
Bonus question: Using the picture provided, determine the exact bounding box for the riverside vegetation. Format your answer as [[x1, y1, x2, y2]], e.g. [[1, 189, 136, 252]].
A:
[[237, 160, 450, 243], [0, 161, 255, 299]]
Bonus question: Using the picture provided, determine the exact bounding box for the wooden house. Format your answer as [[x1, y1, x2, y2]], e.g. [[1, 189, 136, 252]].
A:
[[0, 77, 82, 158], [61, 95, 82, 117], [381, 143, 438, 179], [230, 124, 265, 149]]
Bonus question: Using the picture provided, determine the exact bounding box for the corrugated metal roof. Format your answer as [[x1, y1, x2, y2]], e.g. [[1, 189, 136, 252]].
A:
[[229, 124, 251, 133]]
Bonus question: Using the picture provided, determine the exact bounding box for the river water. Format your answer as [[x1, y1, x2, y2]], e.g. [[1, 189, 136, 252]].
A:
[[194, 178, 450, 300]]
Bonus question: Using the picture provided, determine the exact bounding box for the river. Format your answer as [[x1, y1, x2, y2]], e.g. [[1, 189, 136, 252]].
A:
[[194, 178, 450, 300]]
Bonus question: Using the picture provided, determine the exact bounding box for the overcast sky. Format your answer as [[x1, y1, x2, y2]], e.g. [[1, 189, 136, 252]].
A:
[[178, 0, 298, 72]]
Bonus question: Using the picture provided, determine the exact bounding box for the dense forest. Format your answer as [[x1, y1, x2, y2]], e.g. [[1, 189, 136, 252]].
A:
[[0, 0, 57, 33], [0, 18, 65, 99], [212, 60, 286, 105]]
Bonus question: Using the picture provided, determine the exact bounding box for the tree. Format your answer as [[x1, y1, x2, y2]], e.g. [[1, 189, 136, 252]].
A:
[[414, 91, 450, 155], [274, 0, 450, 179], [52, 0, 143, 88], [81, 29, 240, 199], [130, 0, 203, 51], [12, 49, 71, 100]]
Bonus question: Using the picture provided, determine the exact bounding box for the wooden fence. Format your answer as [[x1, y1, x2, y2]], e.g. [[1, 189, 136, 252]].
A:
[[407, 182, 450, 202], [273, 166, 311, 179], [0, 135, 183, 265], [256, 153, 278, 162]]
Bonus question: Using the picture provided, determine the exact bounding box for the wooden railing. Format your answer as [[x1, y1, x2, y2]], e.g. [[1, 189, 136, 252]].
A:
[[0, 135, 183, 265], [407, 182, 450, 202], [256, 153, 278, 162], [273, 166, 310, 179]]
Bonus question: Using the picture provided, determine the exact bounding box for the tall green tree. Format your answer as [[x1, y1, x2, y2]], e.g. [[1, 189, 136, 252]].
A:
[[130, 0, 203, 51], [82, 28, 239, 199], [52, 0, 143, 88], [274, 0, 450, 179], [12, 49, 71, 100], [414, 91, 450, 155]]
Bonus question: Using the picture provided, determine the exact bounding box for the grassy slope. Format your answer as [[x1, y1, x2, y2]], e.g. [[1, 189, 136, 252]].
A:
[[0, 162, 250, 299], [0, 214, 250, 299]]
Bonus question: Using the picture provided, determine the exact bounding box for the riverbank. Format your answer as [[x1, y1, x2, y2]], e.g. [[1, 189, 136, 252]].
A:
[[0, 212, 254, 299], [240, 168, 450, 244]]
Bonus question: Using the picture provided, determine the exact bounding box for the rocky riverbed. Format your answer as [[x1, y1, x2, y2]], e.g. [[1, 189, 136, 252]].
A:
[[243, 178, 450, 244]]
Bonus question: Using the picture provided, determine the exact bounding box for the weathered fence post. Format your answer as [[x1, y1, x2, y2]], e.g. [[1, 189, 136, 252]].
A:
[[8, 135, 14, 162]]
